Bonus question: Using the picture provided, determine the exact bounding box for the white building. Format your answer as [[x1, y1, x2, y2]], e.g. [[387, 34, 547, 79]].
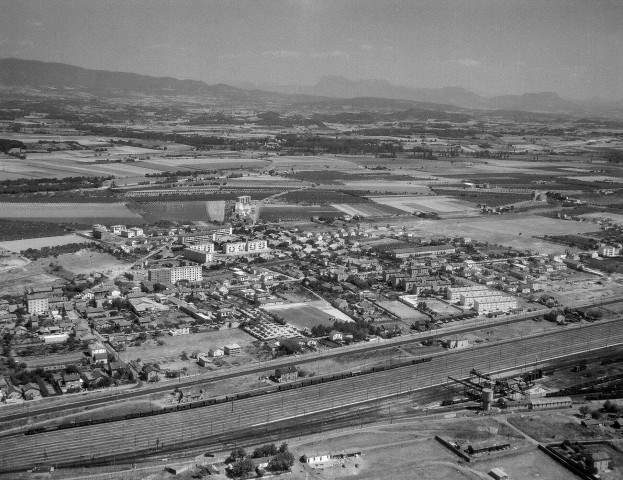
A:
[[598, 245, 617, 257], [446, 285, 489, 302], [473, 297, 518, 314], [27, 294, 49, 315], [170, 266, 203, 283]]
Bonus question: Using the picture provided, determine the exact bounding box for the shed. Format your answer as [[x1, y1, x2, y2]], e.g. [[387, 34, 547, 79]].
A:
[[489, 468, 509, 480]]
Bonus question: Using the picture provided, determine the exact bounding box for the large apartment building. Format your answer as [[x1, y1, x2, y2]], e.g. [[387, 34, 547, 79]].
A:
[[182, 249, 213, 265], [26, 294, 49, 315], [148, 265, 203, 284], [446, 285, 489, 302], [222, 240, 268, 255]]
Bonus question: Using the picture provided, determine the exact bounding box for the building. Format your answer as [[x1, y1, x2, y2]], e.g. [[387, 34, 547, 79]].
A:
[[329, 331, 343, 342], [274, 365, 298, 383], [197, 353, 211, 367], [111, 225, 126, 235], [208, 347, 224, 357], [188, 243, 215, 253], [182, 249, 213, 265], [488, 468, 509, 480], [589, 451, 611, 475], [177, 227, 233, 245], [42, 333, 69, 344], [148, 266, 203, 284], [148, 268, 172, 284], [302, 453, 331, 465], [171, 265, 202, 283], [473, 296, 518, 314], [446, 285, 489, 302], [224, 343, 241, 355], [223, 242, 247, 254], [599, 245, 617, 257], [26, 294, 49, 315], [392, 244, 456, 259], [170, 324, 190, 335], [529, 396, 572, 410]]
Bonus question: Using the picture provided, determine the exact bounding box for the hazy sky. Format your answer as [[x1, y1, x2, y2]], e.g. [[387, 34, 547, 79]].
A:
[[2, 0, 623, 99]]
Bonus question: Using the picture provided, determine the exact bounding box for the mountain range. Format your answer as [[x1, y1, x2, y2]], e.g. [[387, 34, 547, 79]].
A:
[[1, 58, 622, 116]]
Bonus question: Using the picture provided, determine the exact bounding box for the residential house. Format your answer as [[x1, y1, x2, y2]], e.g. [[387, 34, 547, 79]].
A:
[[274, 365, 298, 383], [224, 343, 241, 355], [329, 330, 343, 342]]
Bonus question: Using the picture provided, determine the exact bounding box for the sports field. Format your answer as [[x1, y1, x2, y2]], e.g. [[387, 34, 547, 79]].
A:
[[264, 304, 337, 329]]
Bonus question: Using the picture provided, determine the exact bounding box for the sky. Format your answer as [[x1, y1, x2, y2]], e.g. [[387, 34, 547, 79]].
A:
[[2, 0, 623, 99]]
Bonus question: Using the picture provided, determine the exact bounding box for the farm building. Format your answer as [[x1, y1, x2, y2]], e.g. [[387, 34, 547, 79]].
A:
[[488, 468, 509, 480]]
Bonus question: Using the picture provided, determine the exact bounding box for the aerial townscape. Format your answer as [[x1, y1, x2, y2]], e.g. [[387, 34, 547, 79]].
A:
[[2, 1, 623, 480]]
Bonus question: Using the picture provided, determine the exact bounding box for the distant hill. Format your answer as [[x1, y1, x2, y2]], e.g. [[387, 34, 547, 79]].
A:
[[2, 58, 622, 116], [264, 74, 623, 116], [0, 58, 323, 105]]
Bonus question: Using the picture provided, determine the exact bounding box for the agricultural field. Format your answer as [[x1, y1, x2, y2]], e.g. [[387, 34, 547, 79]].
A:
[[0, 218, 69, 241], [369, 195, 479, 214], [137, 200, 228, 222], [259, 205, 341, 221], [0, 202, 143, 224], [331, 202, 405, 217], [280, 189, 369, 204]]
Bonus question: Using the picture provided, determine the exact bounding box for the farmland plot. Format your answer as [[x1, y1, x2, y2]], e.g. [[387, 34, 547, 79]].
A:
[[0, 202, 143, 224], [369, 195, 478, 214], [331, 203, 405, 217]]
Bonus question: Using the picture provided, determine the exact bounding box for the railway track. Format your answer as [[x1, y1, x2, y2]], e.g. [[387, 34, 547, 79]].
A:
[[1, 320, 621, 472]]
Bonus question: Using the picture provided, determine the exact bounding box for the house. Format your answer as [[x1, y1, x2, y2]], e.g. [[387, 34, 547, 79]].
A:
[[107, 361, 124, 376], [143, 364, 160, 381], [274, 365, 298, 383], [224, 343, 241, 356], [208, 347, 225, 357], [302, 453, 331, 464], [5, 384, 23, 403], [588, 450, 611, 475], [169, 324, 190, 336], [329, 330, 343, 342], [63, 373, 83, 392], [22, 382, 42, 401]]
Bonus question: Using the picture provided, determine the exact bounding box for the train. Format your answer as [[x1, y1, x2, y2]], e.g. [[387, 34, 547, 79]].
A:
[[25, 356, 432, 436]]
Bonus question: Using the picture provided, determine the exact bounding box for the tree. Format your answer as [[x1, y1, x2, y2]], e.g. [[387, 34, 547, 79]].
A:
[[229, 458, 254, 477], [227, 447, 247, 464], [278, 442, 288, 453], [579, 405, 591, 417], [268, 451, 295, 472]]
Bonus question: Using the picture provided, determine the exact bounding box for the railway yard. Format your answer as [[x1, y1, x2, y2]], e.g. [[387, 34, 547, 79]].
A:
[[1, 319, 623, 473]]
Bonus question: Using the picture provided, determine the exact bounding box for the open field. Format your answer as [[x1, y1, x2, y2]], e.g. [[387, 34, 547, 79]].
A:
[[264, 300, 355, 324], [0, 234, 89, 252], [52, 249, 131, 276], [263, 304, 337, 329], [375, 300, 421, 320], [126, 329, 257, 371]]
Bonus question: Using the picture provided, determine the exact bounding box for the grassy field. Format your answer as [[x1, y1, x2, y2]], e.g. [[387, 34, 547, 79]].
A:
[[53, 249, 131, 276], [0, 218, 69, 241], [260, 205, 341, 221], [126, 329, 257, 372]]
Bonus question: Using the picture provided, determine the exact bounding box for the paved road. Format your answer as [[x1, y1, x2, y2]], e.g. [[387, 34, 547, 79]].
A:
[[1, 319, 621, 472]]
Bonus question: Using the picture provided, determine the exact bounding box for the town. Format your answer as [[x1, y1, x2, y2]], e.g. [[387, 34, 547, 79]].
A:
[[3, 2, 623, 478]]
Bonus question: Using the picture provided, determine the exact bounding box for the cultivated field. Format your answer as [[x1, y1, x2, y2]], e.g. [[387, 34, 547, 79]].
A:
[[0, 202, 143, 223], [0, 234, 89, 252], [331, 202, 405, 217], [369, 195, 479, 214], [375, 300, 421, 320]]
